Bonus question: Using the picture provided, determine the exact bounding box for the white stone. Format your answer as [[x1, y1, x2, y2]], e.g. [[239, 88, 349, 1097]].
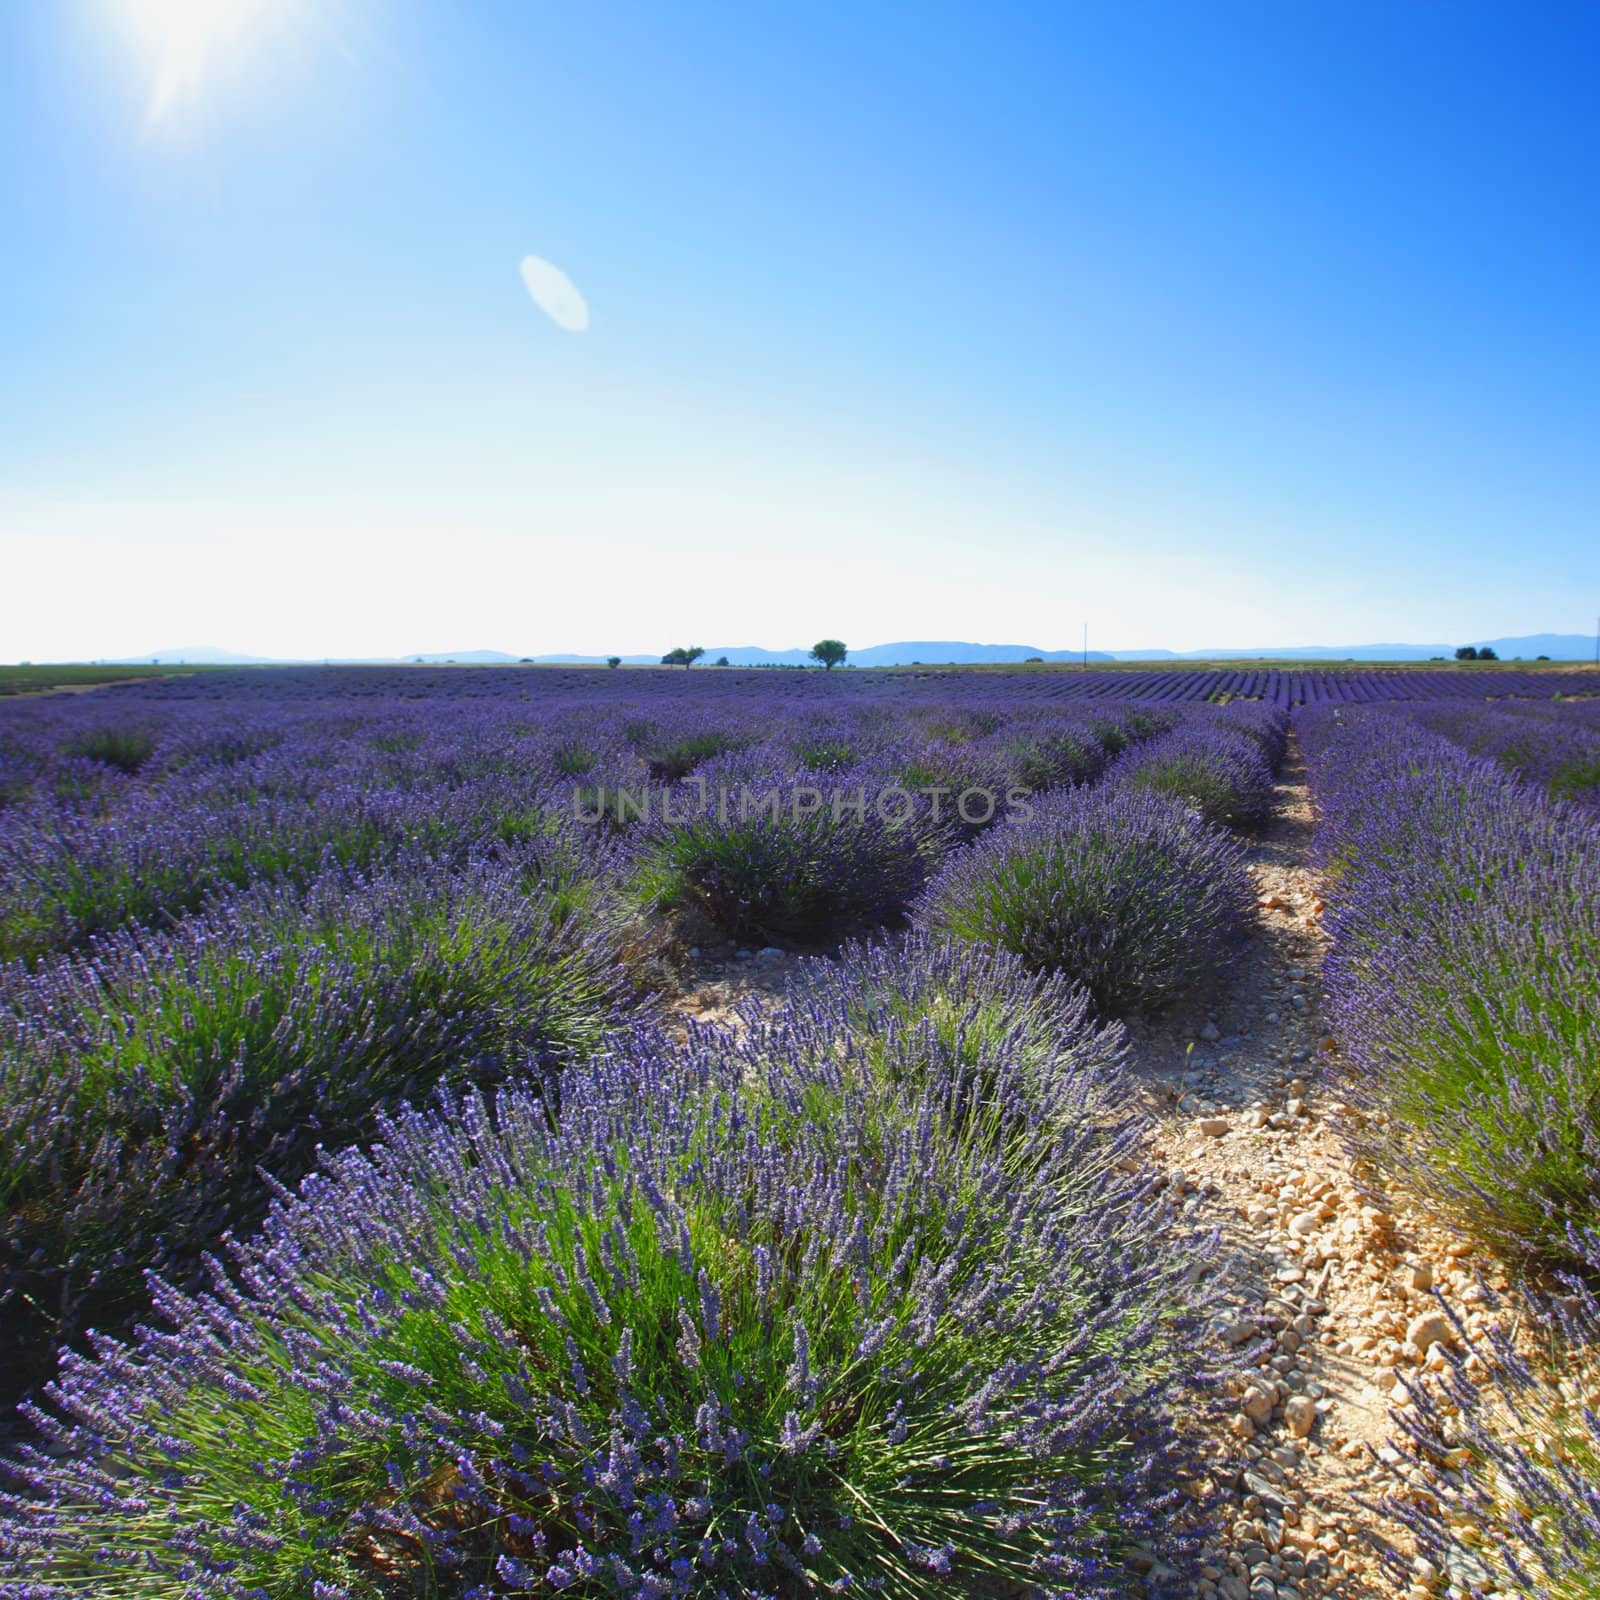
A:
[[1406, 1311, 1454, 1354], [1241, 1385, 1274, 1424]]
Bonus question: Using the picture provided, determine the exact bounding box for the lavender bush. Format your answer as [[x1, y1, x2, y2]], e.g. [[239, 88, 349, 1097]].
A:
[[0, 962, 1216, 1598], [887, 737, 1017, 839], [737, 934, 1134, 1168], [994, 726, 1110, 792], [623, 709, 758, 780], [0, 776, 420, 962], [1416, 702, 1600, 811], [60, 723, 160, 775], [1302, 707, 1600, 1262], [629, 759, 952, 944], [0, 836, 640, 1403], [0, 716, 643, 963], [1082, 714, 1140, 756], [1105, 725, 1276, 831], [1385, 1232, 1600, 1598], [914, 787, 1252, 1017], [1115, 709, 1184, 744], [761, 709, 896, 774], [1210, 704, 1289, 769]]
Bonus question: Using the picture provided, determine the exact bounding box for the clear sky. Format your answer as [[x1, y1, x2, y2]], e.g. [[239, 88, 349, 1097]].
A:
[[2, 0, 1596, 660]]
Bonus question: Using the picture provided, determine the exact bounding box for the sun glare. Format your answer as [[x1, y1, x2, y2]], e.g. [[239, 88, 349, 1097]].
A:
[[124, 0, 270, 120]]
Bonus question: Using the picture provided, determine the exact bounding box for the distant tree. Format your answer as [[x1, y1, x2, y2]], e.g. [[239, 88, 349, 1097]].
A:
[[662, 647, 705, 670], [714, 655, 730, 667], [1024, 656, 1043, 663], [1477, 646, 1499, 661], [1537, 654, 1551, 661], [810, 639, 848, 670], [607, 655, 622, 669], [1454, 646, 1479, 661], [519, 658, 534, 664]]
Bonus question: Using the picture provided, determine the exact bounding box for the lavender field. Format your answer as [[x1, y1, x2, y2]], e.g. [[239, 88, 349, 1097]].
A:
[[0, 665, 1596, 1598]]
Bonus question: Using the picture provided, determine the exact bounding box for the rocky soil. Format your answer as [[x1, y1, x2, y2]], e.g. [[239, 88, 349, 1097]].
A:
[[1129, 742, 1514, 1600], [665, 745, 1514, 1600]]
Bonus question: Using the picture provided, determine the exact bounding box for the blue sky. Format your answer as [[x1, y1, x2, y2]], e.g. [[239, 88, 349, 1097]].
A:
[[2, 0, 1596, 659]]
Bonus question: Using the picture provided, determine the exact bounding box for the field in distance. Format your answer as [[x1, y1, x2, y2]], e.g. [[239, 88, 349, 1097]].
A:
[[0, 664, 222, 698], [910, 655, 1599, 674]]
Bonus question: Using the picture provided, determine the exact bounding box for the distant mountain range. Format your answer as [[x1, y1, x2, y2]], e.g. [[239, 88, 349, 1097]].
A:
[[113, 632, 1598, 668], [524, 642, 1122, 667], [1109, 633, 1597, 662]]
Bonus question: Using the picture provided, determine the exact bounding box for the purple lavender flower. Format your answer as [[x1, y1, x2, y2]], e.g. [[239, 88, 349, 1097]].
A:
[[1106, 721, 1278, 830], [915, 785, 1252, 1016], [1302, 705, 1600, 1262]]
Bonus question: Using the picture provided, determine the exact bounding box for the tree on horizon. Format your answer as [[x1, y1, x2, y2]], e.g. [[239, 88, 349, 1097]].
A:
[[810, 639, 847, 670]]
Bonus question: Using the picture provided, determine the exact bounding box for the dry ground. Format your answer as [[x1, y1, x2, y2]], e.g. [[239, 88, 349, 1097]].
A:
[[1125, 742, 1513, 1600]]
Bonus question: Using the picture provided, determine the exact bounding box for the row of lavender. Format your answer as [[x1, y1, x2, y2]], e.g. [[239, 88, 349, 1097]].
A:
[[0, 677, 1287, 1595], [1006, 666, 1596, 705], [1303, 705, 1599, 1259], [1302, 705, 1600, 1594], [1411, 697, 1600, 810]]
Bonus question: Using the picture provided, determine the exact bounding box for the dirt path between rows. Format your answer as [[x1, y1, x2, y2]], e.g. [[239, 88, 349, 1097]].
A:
[[1130, 737, 1512, 1600]]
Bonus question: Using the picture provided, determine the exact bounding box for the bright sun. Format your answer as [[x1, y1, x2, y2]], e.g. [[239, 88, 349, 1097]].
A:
[[124, 0, 269, 120]]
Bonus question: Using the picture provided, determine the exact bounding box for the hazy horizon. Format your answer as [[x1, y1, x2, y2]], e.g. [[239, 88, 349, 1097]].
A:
[[50, 626, 1600, 669], [3, 2, 1596, 661]]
